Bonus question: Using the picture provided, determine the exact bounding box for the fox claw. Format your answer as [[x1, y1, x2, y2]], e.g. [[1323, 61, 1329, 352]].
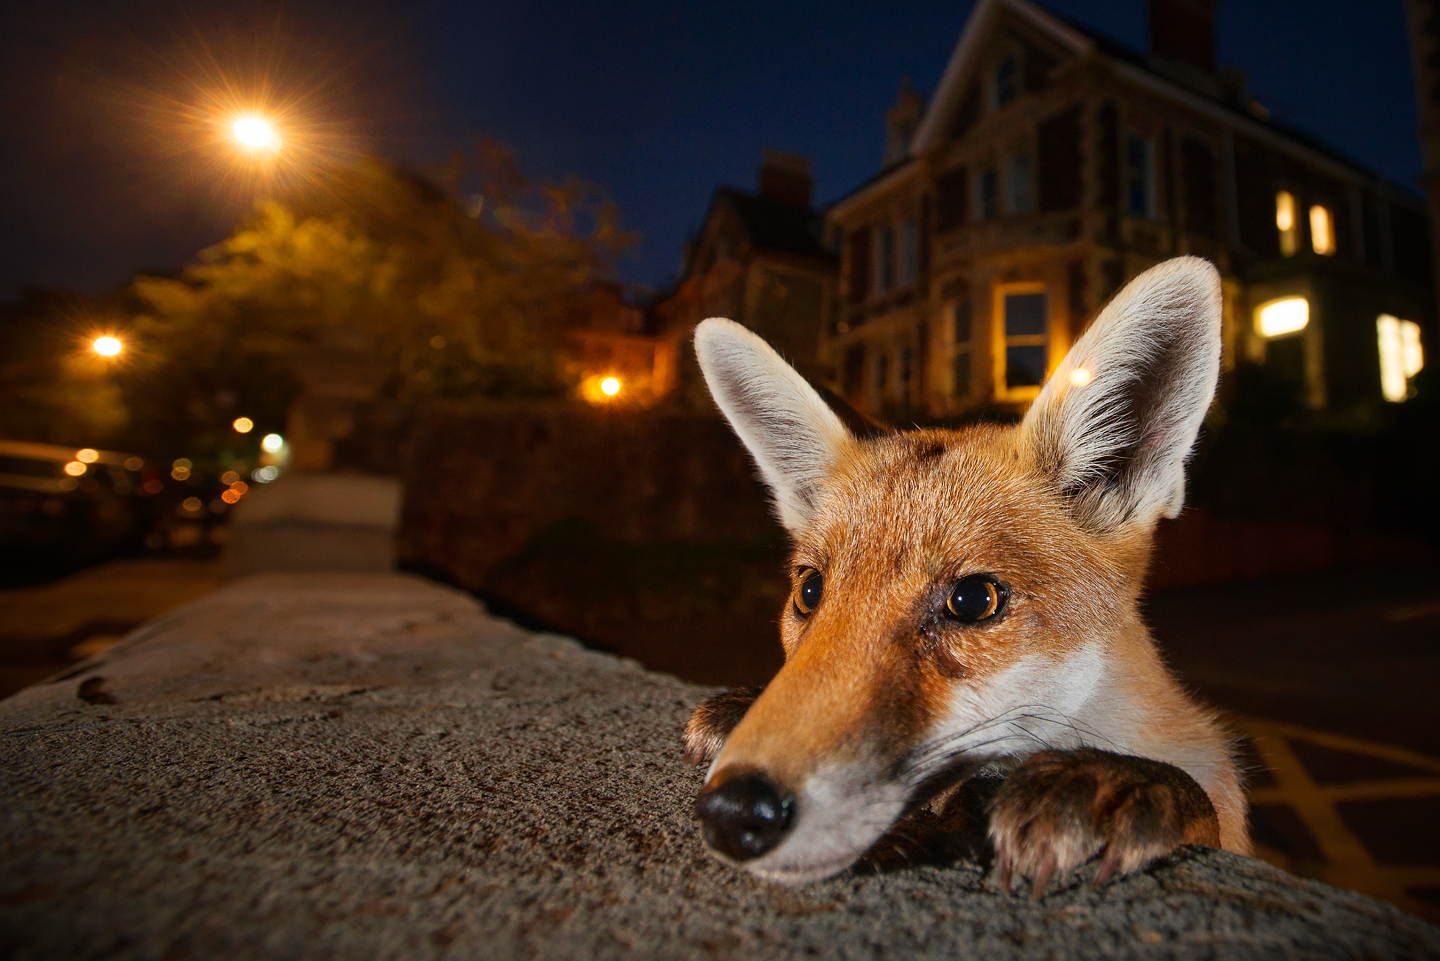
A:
[[987, 748, 1220, 897]]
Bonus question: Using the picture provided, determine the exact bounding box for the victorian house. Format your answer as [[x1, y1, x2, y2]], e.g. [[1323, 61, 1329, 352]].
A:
[[655, 151, 838, 409], [827, 0, 1433, 421]]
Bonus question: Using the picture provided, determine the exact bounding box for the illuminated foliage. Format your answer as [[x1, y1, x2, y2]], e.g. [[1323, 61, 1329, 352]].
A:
[[132, 146, 635, 402]]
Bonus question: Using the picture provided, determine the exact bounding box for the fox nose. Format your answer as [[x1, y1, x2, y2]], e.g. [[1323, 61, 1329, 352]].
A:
[[694, 771, 795, 861]]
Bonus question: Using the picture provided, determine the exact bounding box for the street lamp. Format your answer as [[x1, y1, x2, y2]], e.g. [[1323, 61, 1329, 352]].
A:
[[233, 116, 280, 152], [92, 336, 123, 357]]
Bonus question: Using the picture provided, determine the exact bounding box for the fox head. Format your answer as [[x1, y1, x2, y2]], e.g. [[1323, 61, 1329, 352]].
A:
[[688, 257, 1224, 884]]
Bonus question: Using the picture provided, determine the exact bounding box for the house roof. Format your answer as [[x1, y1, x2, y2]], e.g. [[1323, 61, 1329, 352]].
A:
[[699, 186, 836, 267], [867, 0, 1424, 209]]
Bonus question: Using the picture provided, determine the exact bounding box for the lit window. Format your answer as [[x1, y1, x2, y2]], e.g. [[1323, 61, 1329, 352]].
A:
[[1310, 205, 1335, 255], [1004, 291, 1048, 390], [875, 227, 896, 294], [898, 216, 919, 287], [1276, 191, 1299, 256], [952, 299, 973, 398], [1125, 135, 1155, 219], [1377, 314, 1425, 402], [1255, 297, 1309, 338], [978, 168, 999, 219], [1006, 153, 1033, 215], [994, 56, 1018, 108]]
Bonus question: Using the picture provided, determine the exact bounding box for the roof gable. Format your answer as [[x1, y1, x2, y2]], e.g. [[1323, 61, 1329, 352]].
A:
[[911, 0, 1092, 154]]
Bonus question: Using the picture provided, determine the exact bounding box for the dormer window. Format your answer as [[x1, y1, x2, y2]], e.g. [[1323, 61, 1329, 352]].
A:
[[993, 56, 1019, 109]]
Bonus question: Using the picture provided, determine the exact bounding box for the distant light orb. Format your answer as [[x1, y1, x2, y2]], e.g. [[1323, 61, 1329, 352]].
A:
[[233, 117, 280, 150], [261, 433, 284, 453], [64, 461, 88, 477], [92, 336, 123, 357], [232, 417, 254, 434], [1069, 367, 1093, 388], [75, 448, 100, 464], [600, 377, 621, 397]]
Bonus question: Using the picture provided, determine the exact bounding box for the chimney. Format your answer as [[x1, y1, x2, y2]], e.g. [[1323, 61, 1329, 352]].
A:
[[1149, 0, 1217, 74], [758, 150, 813, 208]]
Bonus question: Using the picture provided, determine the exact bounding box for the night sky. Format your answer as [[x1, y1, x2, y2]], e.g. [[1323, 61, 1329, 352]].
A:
[[0, 0, 1422, 302]]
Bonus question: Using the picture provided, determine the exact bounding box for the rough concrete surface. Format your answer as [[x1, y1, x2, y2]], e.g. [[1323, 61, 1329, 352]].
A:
[[1, 574, 1437, 960]]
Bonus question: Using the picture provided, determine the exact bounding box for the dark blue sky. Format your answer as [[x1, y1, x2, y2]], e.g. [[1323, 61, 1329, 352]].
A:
[[0, 0, 1423, 300]]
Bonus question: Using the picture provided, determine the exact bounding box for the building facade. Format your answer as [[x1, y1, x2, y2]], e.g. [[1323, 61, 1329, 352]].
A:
[[655, 151, 839, 409], [827, 0, 1433, 421]]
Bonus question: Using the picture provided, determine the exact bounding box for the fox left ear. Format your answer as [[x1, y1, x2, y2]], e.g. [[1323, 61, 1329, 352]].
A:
[[695, 318, 854, 533], [1019, 256, 1222, 534]]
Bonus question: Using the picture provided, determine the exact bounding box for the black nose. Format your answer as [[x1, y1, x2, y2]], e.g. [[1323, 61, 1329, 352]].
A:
[[694, 771, 795, 861]]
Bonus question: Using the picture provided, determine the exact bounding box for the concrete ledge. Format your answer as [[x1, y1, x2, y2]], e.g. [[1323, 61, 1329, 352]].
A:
[[2, 574, 1437, 959]]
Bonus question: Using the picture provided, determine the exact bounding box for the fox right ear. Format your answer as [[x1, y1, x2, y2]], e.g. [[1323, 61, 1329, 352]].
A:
[[695, 318, 854, 533], [1019, 256, 1222, 535]]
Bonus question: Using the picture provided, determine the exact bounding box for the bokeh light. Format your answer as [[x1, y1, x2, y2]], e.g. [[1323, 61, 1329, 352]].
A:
[[233, 117, 280, 150], [233, 417, 254, 433], [75, 449, 99, 463], [92, 336, 123, 357], [601, 377, 621, 396], [63, 461, 88, 477], [261, 433, 284, 453]]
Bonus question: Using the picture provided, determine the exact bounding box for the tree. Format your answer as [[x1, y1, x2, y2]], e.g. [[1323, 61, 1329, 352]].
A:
[[122, 145, 634, 456]]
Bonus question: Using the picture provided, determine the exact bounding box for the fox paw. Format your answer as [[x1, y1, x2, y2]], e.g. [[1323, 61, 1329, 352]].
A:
[[683, 686, 762, 767], [987, 748, 1220, 897]]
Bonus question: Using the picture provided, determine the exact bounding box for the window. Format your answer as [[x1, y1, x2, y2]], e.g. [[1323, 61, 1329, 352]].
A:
[[900, 346, 914, 405], [875, 227, 895, 295], [1377, 314, 1425, 401], [899, 216, 919, 287], [935, 167, 968, 232], [1255, 297, 1309, 338], [993, 56, 1019, 108], [1006, 153, 1033, 215], [1310, 205, 1335, 255], [952, 299, 973, 398], [979, 168, 999, 219], [1276, 191, 1299, 256], [1125, 135, 1155, 219], [1003, 291, 1048, 390]]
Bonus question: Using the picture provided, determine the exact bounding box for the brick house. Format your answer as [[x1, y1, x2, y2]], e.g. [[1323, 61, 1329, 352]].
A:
[[827, 0, 1433, 421], [655, 151, 839, 409]]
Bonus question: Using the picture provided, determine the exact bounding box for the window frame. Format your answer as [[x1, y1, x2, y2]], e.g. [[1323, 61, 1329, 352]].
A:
[[874, 225, 896, 295], [992, 55, 1019, 109], [992, 281, 1051, 403], [978, 167, 1000, 219], [898, 215, 919, 288], [1006, 152, 1034, 216], [950, 298, 974, 401], [1124, 133, 1157, 220]]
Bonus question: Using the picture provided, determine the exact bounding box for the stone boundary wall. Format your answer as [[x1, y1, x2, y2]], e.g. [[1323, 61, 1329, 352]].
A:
[[2, 572, 1437, 959]]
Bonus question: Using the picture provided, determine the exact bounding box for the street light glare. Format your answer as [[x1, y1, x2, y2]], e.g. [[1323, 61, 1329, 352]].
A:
[[234, 117, 280, 150], [92, 336, 123, 357]]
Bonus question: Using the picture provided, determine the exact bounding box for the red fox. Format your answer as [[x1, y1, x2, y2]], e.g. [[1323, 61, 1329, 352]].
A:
[[684, 256, 1250, 893]]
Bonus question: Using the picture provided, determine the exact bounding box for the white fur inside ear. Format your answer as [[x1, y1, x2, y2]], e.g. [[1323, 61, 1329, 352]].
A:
[[694, 318, 852, 533], [1021, 256, 1222, 532]]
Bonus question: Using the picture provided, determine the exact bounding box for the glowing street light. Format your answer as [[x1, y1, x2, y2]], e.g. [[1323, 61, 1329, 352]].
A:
[[600, 377, 621, 396], [232, 417, 254, 434], [92, 336, 123, 357], [261, 433, 285, 453], [233, 117, 280, 152]]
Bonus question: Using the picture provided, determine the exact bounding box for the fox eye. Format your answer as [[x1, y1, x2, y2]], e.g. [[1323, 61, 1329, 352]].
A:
[[946, 574, 1007, 623], [794, 568, 824, 617]]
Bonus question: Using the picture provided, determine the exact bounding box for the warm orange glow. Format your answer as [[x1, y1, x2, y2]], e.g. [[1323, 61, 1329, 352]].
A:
[[182, 496, 203, 513], [232, 417, 254, 433], [1378, 314, 1425, 402], [261, 433, 285, 453], [221, 470, 240, 485], [75, 448, 99, 464], [92, 336, 123, 357], [1276, 191, 1298, 256], [229, 481, 249, 496], [64, 461, 87, 477], [601, 377, 621, 396], [171, 466, 191, 481], [233, 117, 280, 151], [221, 489, 242, 505], [1256, 297, 1309, 338], [124, 457, 144, 471], [1310, 206, 1335, 255], [1069, 367, 1093, 387]]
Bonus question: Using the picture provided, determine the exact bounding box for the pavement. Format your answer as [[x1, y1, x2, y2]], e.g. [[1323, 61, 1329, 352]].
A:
[[2, 571, 1437, 960]]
